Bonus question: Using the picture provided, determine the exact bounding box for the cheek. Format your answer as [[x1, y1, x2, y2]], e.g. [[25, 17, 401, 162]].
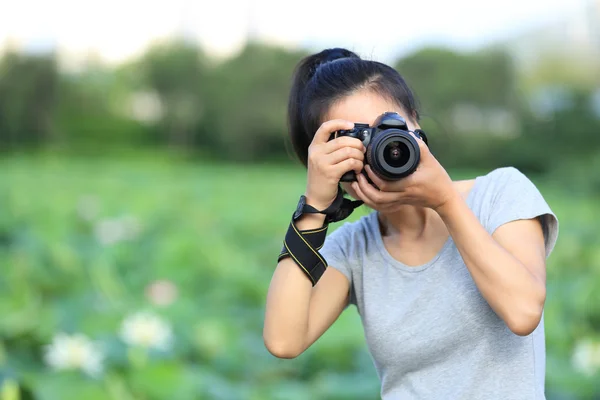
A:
[[341, 182, 360, 200]]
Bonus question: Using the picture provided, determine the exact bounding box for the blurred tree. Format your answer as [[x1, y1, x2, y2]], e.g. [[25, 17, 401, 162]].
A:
[[0, 51, 59, 149], [1, 40, 598, 179], [515, 87, 600, 175], [395, 47, 516, 115], [519, 54, 600, 92], [203, 42, 308, 162], [134, 39, 207, 148], [394, 47, 521, 170], [54, 62, 149, 151]]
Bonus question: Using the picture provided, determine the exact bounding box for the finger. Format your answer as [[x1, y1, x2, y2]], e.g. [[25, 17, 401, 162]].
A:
[[322, 136, 366, 154], [352, 181, 402, 212], [356, 173, 398, 204], [405, 129, 428, 153], [312, 119, 355, 145], [364, 165, 393, 192], [326, 147, 365, 165], [332, 158, 363, 178], [350, 182, 377, 208], [365, 165, 413, 192]]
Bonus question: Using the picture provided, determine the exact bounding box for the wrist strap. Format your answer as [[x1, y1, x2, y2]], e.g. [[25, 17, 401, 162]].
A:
[[325, 186, 363, 223], [328, 196, 363, 223], [277, 187, 363, 285], [277, 218, 329, 286]]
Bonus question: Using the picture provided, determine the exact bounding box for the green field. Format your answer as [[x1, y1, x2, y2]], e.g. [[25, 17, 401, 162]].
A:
[[0, 155, 598, 399]]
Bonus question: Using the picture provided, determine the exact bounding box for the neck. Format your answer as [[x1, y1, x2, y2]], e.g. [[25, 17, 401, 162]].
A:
[[377, 205, 436, 240], [376, 180, 472, 239]]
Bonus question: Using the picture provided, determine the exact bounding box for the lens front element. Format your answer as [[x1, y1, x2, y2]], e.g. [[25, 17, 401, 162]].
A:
[[383, 141, 410, 169], [368, 130, 421, 180]]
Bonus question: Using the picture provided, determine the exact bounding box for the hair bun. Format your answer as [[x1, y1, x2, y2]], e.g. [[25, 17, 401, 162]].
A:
[[308, 48, 359, 79], [321, 48, 358, 63]]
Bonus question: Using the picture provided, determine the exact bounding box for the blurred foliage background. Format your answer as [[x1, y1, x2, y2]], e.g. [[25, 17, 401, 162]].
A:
[[1, 10, 600, 399]]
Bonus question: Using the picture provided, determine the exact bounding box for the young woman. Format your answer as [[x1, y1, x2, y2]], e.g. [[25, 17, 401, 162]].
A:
[[263, 48, 559, 399]]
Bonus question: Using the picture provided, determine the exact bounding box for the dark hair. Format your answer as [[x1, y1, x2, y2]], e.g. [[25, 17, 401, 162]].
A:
[[288, 48, 420, 167]]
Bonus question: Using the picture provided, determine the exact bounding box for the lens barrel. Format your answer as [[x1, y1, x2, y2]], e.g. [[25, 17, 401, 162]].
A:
[[366, 130, 420, 180]]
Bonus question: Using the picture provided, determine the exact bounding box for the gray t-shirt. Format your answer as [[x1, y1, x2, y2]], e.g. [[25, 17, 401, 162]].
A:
[[319, 167, 559, 400]]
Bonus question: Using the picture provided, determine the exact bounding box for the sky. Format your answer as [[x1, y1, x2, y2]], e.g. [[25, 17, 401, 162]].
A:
[[0, 0, 588, 64]]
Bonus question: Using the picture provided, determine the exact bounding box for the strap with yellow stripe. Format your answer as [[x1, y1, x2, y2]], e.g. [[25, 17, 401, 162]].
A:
[[277, 216, 329, 286]]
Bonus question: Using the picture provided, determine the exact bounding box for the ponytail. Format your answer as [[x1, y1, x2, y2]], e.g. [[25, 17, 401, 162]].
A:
[[287, 48, 360, 166]]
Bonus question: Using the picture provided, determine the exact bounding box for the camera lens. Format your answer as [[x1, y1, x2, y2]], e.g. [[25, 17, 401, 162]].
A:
[[366, 130, 421, 181], [383, 141, 410, 168]]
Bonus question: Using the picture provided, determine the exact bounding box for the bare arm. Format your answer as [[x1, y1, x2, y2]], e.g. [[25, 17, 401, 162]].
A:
[[264, 119, 364, 358], [437, 192, 547, 336], [264, 213, 351, 358]]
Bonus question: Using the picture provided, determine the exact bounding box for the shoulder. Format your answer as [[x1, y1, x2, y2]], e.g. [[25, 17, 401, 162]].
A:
[[479, 167, 559, 255], [468, 166, 553, 226], [483, 166, 529, 184], [477, 166, 540, 200], [452, 167, 530, 202]]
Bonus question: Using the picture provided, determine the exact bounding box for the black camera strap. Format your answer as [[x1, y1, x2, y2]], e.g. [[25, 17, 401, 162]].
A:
[[277, 221, 329, 285], [331, 196, 363, 223], [277, 186, 363, 286]]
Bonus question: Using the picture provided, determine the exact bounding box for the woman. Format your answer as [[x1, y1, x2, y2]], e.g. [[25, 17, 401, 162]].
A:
[[263, 48, 559, 399]]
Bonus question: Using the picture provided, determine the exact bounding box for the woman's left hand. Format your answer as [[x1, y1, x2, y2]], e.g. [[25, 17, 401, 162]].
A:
[[350, 135, 458, 214]]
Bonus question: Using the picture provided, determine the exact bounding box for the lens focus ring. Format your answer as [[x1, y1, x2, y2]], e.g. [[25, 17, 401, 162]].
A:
[[367, 130, 420, 180]]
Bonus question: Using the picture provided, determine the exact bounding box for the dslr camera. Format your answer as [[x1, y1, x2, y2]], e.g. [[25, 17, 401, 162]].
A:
[[331, 112, 428, 182]]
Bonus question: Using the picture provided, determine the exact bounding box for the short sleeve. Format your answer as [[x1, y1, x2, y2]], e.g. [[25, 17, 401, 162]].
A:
[[319, 223, 357, 306], [486, 167, 559, 257]]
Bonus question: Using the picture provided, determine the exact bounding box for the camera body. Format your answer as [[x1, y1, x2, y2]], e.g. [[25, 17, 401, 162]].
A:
[[331, 112, 428, 182]]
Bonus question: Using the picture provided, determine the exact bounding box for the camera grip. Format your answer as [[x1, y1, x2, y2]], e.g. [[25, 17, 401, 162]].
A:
[[340, 171, 357, 182]]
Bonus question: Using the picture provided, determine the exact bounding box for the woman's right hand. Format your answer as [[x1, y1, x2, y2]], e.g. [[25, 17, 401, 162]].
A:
[[305, 119, 366, 210]]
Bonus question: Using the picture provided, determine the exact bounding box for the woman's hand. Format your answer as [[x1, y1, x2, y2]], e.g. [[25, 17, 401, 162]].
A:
[[350, 135, 457, 213], [305, 120, 366, 210]]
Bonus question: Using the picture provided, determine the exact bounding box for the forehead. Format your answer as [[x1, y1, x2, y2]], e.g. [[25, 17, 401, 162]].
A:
[[324, 90, 408, 125]]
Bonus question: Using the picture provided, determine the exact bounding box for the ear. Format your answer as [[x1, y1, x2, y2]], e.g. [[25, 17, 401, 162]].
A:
[[411, 109, 420, 124]]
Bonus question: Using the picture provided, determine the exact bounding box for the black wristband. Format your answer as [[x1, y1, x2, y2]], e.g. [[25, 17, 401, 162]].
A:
[[277, 217, 329, 286], [278, 187, 363, 285]]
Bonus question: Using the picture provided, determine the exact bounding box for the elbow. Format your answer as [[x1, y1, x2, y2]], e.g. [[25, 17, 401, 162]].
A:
[[506, 291, 546, 337], [507, 316, 541, 336], [263, 337, 304, 359], [263, 333, 305, 359]]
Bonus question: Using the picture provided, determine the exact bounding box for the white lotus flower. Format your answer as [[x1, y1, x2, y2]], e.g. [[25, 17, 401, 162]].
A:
[[94, 215, 142, 245], [44, 333, 104, 377], [572, 338, 600, 376], [145, 280, 178, 307], [120, 312, 173, 351], [76, 195, 100, 221], [95, 219, 124, 245], [120, 215, 142, 239]]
